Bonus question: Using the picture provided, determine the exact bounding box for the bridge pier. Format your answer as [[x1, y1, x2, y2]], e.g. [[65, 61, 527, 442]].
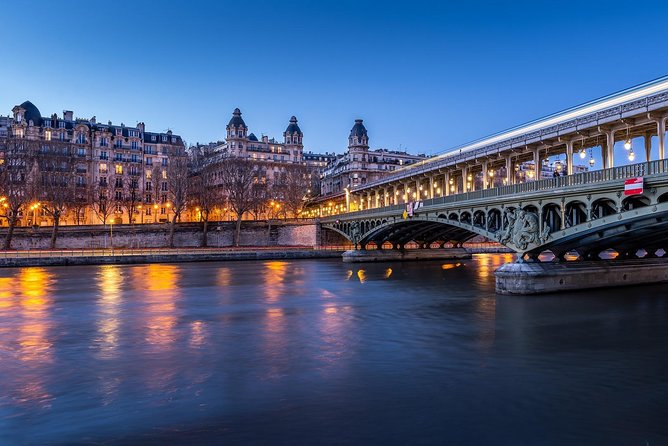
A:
[[495, 258, 668, 295], [342, 247, 471, 263]]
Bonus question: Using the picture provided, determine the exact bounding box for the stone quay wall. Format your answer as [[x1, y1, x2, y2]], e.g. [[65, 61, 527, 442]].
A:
[[0, 221, 321, 250]]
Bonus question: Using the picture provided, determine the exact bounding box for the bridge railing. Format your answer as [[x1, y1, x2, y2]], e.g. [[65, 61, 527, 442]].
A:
[[331, 159, 668, 220]]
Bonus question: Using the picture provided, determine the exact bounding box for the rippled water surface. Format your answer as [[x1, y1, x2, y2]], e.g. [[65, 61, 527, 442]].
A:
[[1, 254, 668, 445]]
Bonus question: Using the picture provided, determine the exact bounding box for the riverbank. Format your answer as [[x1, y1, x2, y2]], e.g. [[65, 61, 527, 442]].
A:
[[0, 247, 345, 268]]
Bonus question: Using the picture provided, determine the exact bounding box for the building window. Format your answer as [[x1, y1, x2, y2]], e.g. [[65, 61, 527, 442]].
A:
[[151, 135, 156, 142], [145, 181, 152, 191], [161, 158, 168, 166], [100, 177, 107, 186], [145, 169, 152, 179], [115, 165, 123, 175], [77, 134, 86, 144], [100, 137, 108, 147], [131, 141, 139, 150], [59, 121, 66, 128], [162, 170, 167, 179], [115, 178, 123, 188], [145, 157, 153, 166], [45, 130, 51, 141], [99, 163, 108, 174]]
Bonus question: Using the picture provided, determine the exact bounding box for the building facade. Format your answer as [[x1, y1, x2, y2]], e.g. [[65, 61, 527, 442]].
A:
[[319, 119, 429, 196], [4, 100, 184, 226]]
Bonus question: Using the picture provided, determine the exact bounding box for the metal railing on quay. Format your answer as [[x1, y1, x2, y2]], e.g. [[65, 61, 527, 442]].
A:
[[0, 245, 344, 259]]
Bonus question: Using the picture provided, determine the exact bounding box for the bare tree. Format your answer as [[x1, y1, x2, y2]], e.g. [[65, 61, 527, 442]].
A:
[[218, 156, 262, 246], [36, 141, 77, 249], [275, 164, 310, 218], [91, 179, 113, 226], [0, 138, 38, 250], [189, 160, 221, 247], [166, 147, 189, 248]]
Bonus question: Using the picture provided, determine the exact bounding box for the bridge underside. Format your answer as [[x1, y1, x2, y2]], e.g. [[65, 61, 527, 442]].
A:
[[325, 205, 668, 262]]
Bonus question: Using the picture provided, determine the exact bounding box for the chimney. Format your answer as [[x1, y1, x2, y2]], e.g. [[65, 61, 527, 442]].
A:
[[262, 135, 269, 143], [63, 110, 73, 121], [90, 116, 97, 124], [137, 122, 145, 133]]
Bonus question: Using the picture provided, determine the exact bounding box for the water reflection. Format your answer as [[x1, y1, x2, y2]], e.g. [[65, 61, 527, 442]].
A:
[[132, 264, 181, 348], [263, 261, 288, 302], [15, 268, 54, 408], [95, 266, 123, 359]]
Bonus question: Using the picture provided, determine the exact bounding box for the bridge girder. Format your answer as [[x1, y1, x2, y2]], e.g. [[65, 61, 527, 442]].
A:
[[322, 170, 668, 261]]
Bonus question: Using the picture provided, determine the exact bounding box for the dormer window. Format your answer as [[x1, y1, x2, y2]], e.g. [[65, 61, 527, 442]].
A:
[[59, 121, 66, 128], [151, 135, 157, 141], [161, 135, 167, 142], [116, 128, 122, 136]]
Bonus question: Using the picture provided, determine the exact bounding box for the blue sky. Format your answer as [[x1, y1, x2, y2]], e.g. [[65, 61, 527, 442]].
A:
[[2, 0, 667, 156]]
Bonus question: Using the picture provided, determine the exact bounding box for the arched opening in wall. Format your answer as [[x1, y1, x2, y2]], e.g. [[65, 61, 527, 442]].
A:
[[404, 241, 419, 249], [437, 213, 447, 219], [460, 211, 471, 224], [448, 212, 459, 221], [429, 242, 440, 249], [366, 241, 378, 250], [523, 204, 539, 215], [473, 210, 486, 229], [591, 198, 617, 219], [658, 193, 668, 204], [542, 203, 562, 233], [622, 195, 650, 211], [565, 200, 587, 227], [381, 241, 393, 250], [487, 208, 502, 233]]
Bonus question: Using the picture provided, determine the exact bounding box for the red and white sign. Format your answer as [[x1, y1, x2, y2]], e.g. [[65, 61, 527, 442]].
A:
[[624, 177, 644, 196]]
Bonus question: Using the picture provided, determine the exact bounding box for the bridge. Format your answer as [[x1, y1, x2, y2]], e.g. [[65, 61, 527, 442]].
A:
[[317, 76, 668, 294]]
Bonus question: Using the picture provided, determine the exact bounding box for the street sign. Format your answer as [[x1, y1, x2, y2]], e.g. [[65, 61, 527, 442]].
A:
[[624, 177, 644, 196]]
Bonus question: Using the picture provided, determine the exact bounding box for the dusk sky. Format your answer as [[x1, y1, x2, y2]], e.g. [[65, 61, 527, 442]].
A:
[[2, 0, 667, 155]]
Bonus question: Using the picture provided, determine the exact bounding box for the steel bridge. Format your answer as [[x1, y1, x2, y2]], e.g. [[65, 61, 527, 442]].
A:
[[322, 159, 668, 260], [317, 77, 668, 261]]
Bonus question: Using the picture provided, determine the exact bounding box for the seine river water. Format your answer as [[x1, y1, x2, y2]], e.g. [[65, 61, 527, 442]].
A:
[[1, 255, 667, 445]]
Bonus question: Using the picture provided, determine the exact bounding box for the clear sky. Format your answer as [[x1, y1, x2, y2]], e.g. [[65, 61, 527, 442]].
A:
[[2, 0, 667, 156]]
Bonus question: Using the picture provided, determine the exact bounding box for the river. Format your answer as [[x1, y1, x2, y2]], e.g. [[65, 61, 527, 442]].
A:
[[0, 254, 667, 445]]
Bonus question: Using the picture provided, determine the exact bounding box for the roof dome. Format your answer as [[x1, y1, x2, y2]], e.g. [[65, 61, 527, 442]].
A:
[[19, 101, 42, 126], [227, 108, 247, 129], [349, 119, 367, 138], [248, 133, 258, 142], [284, 116, 302, 136]]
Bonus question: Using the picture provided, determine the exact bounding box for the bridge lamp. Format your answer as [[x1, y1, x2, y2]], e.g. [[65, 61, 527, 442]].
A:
[[419, 185, 423, 191], [555, 161, 563, 172], [579, 149, 586, 159], [467, 174, 472, 181], [624, 139, 632, 150], [449, 178, 453, 185], [628, 149, 635, 162], [588, 155, 595, 167], [488, 170, 494, 177], [450, 185, 455, 192]]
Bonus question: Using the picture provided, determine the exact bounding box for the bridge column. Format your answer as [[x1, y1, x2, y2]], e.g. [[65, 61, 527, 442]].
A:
[[415, 179, 420, 201], [444, 171, 450, 196], [645, 132, 652, 162], [565, 140, 574, 176], [505, 156, 512, 185], [375, 190, 380, 208], [461, 167, 468, 191], [429, 176, 435, 199], [345, 188, 351, 212], [533, 148, 541, 180], [482, 161, 488, 189], [605, 130, 615, 168], [658, 118, 666, 160]]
